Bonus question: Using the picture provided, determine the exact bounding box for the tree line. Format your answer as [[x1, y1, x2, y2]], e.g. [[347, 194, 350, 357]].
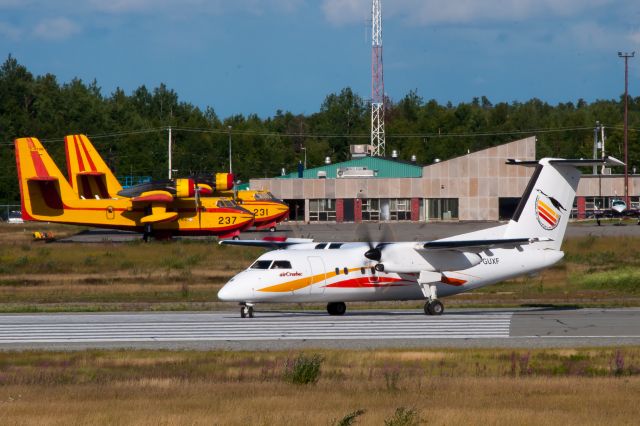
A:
[[1, 54, 638, 204]]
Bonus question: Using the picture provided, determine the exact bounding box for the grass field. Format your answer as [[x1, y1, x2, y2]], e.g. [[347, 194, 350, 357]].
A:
[[0, 222, 639, 312], [0, 347, 639, 425]]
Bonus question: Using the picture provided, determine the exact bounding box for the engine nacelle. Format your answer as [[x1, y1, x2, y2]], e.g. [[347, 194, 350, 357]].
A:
[[175, 178, 195, 198], [215, 173, 234, 191]]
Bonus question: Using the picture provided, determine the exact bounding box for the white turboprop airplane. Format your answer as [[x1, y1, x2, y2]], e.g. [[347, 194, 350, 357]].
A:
[[218, 157, 623, 318]]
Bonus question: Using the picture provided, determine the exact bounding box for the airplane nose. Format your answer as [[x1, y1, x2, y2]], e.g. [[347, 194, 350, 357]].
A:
[[217, 283, 237, 301]]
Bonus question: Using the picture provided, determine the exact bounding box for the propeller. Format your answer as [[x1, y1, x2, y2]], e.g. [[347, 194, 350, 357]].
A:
[[193, 177, 202, 228], [359, 223, 394, 265]]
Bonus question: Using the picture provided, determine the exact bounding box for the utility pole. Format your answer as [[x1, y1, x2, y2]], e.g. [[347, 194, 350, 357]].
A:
[[618, 51, 634, 206], [168, 126, 172, 179], [228, 125, 233, 174], [593, 121, 600, 175]]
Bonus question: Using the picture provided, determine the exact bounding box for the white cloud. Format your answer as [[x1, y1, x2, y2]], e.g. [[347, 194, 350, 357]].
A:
[[33, 17, 80, 41], [321, 0, 617, 26]]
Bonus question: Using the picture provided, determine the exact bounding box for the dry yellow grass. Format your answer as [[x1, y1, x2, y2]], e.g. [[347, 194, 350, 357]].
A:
[[0, 348, 639, 425]]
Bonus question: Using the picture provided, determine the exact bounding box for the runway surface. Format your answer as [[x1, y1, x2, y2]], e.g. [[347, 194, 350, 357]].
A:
[[1, 308, 639, 350]]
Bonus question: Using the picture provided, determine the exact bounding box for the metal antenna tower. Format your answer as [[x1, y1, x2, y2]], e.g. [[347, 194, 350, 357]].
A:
[[371, 0, 385, 157]]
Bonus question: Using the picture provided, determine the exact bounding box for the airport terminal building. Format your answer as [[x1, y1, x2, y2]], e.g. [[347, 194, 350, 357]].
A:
[[249, 137, 640, 222]]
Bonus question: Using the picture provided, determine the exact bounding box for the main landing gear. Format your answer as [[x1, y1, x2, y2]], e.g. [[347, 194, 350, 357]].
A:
[[327, 302, 346, 316], [424, 299, 444, 316], [418, 273, 445, 316], [240, 303, 254, 318]]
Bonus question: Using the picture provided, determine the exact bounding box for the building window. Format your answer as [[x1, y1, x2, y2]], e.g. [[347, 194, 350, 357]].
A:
[[362, 199, 380, 221], [427, 198, 459, 220], [309, 199, 336, 222], [389, 198, 411, 221], [372, 199, 412, 221]]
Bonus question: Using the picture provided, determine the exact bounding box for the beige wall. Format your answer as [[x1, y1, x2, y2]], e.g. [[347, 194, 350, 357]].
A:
[[420, 137, 535, 220], [578, 175, 640, 197]]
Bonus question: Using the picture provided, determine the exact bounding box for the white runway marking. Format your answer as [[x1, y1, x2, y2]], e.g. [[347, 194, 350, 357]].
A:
[[0, 312, 512, 343]]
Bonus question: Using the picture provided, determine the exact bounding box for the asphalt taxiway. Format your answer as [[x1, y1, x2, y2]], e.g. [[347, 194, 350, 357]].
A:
[[59, 221, 640, 243], [0, 308, 638, 350]]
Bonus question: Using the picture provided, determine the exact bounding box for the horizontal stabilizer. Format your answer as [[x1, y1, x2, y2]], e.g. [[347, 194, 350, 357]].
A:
[[422, 237, 550, 251], [27, 176, 59, 182], [77, 171, 105, 177], [140, 211, 178, 224], [507, 156, 624, 167]]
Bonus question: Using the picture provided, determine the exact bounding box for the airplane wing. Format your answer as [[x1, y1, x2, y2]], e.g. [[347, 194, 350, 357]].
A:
[[420, 237, 551, 251], [219, 238, 314, 248]]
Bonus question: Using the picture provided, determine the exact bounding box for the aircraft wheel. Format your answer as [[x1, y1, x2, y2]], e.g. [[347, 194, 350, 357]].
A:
[[327, 302, 346, 316], [232, 236, 240, 240], [269, 226, 276, 232], [240, 306, 254, 318], [425, 300, 444, 316]]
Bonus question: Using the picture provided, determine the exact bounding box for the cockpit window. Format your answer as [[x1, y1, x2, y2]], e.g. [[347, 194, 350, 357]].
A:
[[328, 243, 343, 249], [217, 199, 238, 208], [270, 260, 292, 269], [254, 192, 275, 200], [315, 243, 327, 249], [250, 260, 272, 269]]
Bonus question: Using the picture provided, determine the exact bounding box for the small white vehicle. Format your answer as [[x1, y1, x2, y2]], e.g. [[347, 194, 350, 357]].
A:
[[7, 210, 23, 224]]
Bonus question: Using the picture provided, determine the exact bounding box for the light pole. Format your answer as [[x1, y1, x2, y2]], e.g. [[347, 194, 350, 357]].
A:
[[227, 125, 232, 174], [618, 51, 634, 206], [301, 147, 307, 169]]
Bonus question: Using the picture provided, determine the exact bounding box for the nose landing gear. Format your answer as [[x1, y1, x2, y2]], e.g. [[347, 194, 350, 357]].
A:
[[240, 303, 254, 318]]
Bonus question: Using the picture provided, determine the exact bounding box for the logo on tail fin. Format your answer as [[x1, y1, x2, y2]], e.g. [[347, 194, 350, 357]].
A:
[[535, 190, 564, 230]]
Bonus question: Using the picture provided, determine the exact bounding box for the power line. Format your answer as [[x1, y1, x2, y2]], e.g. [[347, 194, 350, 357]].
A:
[[1, 124, 638, 147]]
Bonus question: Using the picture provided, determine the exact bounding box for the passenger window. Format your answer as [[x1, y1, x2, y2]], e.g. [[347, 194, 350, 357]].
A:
[[271, 261, 292, 269], [360, 267, 365, 274], [343, 267, 348, 275], [250, 260, 272, 269], [335, 267, 340, 275], [370, 267, 376, 274]]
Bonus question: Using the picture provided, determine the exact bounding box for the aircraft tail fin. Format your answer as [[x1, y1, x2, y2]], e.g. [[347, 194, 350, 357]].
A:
[[64, 134, 123, 199], [14, 137, 78, 220], [504, 157, 624, 249]]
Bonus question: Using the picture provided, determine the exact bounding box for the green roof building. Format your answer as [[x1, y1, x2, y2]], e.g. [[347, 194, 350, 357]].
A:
[[281, 156, 422, 179]]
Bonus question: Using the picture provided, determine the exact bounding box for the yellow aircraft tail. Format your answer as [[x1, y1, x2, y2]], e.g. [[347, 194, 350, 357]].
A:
[[64, 134, 123, 199], [14, 137, 78, 221]]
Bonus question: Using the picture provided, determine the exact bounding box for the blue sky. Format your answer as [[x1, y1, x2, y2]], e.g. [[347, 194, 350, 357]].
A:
[[1, 0, 639, 119]]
